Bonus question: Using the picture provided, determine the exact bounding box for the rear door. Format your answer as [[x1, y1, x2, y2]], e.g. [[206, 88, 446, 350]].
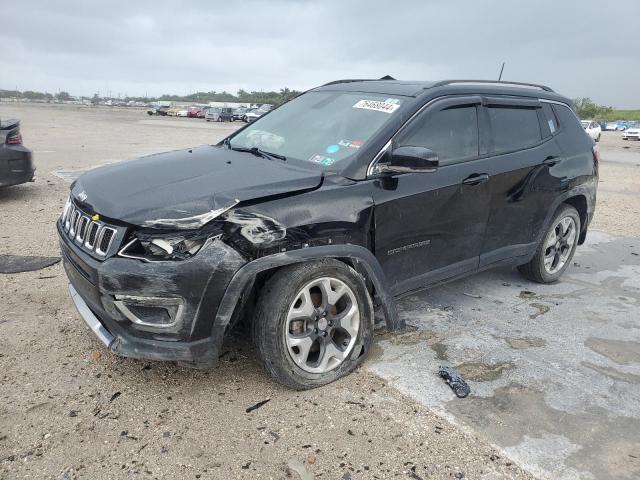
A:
[[372, 96, 493, 295], [478, 97, 565, 267]]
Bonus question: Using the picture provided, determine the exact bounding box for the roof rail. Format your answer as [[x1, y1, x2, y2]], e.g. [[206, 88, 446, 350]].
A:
[[322, 75, 396, 87], [430, 79, 554, 92]]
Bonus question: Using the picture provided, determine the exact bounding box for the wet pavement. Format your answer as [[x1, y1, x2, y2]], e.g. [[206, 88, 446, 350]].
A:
[[600, 148, 640, 165], [368, 230, 640, 480]]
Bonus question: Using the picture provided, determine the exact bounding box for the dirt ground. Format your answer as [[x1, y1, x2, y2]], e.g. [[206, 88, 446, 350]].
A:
[[590, 131, 640, 236], [0, 103, 638, 479]]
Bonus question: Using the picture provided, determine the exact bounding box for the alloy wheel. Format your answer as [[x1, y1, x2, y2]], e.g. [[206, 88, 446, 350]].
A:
[[543, 216, 577, 274], [285, 277, 360, 374]]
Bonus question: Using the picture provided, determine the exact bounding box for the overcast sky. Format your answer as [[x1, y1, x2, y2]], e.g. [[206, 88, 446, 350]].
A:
[[1, 0, 639, 107]]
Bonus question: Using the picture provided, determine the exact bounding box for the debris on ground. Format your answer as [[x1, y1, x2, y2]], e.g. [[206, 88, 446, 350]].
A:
[[287, 459, 313, 480], [0, 255, 60, 274], [463, 292, 482, 299], [438, 366, 471, 398], [109, 391, 121, 403], [245, 399, 270, 413], [519, 290, 537, 299]]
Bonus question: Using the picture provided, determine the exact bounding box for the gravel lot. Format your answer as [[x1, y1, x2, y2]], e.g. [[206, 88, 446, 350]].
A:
[[1, 103, 638, 479]]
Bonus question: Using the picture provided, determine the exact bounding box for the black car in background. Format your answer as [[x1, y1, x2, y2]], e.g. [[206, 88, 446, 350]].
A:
[[147, 105, 170, 116], [59, 79, 597, 389], [0, 119, 35, 187]]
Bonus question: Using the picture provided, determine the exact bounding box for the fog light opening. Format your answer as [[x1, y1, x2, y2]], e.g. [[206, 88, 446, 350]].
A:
[[113, 296, 184, 329]]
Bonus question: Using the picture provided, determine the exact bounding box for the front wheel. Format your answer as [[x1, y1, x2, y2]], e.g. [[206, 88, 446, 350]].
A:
[[518, 205, 581, 284], [253, 259, 374, 389]]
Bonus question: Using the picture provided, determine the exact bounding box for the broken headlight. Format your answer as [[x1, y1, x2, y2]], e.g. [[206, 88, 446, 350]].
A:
[[118, 233, 218, 261]]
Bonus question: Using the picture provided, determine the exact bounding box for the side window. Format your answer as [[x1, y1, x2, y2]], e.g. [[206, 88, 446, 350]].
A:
[[487, 106, 542, 153], [397, 106, 479, 162], [541, 103, 559, 134], [552, 104, 593, 147]]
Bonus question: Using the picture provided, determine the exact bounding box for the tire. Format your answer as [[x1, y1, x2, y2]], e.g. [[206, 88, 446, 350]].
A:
[[518, 204, 581, 284], [253, 259, 374, 390], [596, 134, 601, 142]]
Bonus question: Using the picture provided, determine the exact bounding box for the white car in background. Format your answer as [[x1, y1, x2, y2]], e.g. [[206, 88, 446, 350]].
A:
[[622, 125, 640, 140], [176, 110, 188, 117], [604, 122, 619, 131], [581, 120, 601, 142]]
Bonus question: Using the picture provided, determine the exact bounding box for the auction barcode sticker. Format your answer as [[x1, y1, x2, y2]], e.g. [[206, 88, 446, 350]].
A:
[[353, 99, 400, 114]]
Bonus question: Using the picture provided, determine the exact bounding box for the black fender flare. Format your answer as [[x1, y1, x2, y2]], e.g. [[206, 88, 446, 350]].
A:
[[213, 244, 402, 336]]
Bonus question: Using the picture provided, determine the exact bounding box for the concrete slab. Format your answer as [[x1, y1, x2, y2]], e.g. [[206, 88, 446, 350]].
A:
[[368, 230, 640, 480]]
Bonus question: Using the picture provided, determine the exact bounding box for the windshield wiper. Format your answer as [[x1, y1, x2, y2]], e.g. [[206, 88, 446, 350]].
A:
[[229, 146, 286, 161]]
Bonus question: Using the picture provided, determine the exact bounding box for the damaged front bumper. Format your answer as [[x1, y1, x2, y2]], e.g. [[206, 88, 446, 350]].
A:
[[58, 220, 247, 367]]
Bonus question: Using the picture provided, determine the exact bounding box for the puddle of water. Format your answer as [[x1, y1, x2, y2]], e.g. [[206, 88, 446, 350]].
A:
[[456, 361, 514, 382], [504, 337, 547, 349], [585, 337, 640, 365]]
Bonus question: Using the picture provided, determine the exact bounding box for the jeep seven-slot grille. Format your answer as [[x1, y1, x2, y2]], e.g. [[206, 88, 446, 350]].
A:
[[61, 199, 118, 257]]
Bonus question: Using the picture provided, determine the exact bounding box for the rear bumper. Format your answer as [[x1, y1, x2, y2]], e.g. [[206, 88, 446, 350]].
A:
[[0, 146, 35, 187]]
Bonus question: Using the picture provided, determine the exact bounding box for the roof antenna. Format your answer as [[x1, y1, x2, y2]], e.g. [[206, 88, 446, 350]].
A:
[[498, 62, 505, 81]]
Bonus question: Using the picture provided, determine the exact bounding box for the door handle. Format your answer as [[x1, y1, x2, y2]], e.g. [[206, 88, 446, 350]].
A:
[[462, 173, 490, 186], [543, 155, 560, 166]]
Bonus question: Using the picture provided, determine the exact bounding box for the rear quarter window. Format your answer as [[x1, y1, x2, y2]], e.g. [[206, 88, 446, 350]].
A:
[[541, 103, 559, 134], [552, 104, 593, 146], [487, 106, 542, 153]]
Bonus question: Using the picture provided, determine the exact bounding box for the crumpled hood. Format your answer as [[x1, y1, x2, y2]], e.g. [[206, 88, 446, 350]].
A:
[[71, 145, 322, 228]]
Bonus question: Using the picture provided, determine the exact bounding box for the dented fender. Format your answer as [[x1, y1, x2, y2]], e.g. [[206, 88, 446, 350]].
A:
[[213, 244, 402, 334]]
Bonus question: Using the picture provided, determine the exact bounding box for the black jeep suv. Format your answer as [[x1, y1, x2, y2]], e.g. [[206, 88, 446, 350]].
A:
[[58, 79, 598, 389]]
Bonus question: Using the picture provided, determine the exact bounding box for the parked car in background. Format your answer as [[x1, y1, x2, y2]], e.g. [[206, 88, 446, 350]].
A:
[[244, 108, 268, 122], [205, 107, 234, 122], [622, 125, 640, 140], [187, 107, 206, 118], [147, 105, 170, 116], [1, 119, 35, 187], [58, 79, 598, 389], [176, 110, 188, 117], [581, 120, 601, 142], [604, 122, 619, 131], [233, 107, 247, 121]]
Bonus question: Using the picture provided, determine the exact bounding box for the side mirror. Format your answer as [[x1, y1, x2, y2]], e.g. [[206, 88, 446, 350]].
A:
[[374, 146, 439, 174]]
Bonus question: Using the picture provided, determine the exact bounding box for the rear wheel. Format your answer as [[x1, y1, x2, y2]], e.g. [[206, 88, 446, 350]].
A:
[[518, 205, 581, 284], [253, 259, 374, 389]]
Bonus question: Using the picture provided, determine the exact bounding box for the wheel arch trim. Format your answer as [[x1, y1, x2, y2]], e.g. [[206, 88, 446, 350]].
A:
[[213, 244, 401, 335]]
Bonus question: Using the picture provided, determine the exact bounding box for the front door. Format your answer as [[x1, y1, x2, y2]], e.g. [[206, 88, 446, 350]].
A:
[[372, 96, 492, 296]]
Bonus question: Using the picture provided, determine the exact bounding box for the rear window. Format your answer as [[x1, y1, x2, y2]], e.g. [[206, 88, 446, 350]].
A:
[[488, 106, 542, 153]]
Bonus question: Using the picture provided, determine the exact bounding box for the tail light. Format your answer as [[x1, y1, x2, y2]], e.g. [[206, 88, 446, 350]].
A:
[[6, 131, 22, 145]]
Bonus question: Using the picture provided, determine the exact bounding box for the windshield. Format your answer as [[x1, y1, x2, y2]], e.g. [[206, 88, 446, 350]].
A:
[[581, 121, 589, 128], [229, 91, 403, 167]]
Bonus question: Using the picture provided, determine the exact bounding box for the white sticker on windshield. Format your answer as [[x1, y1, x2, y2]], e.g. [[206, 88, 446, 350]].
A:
[[353, 99, 400, 114]]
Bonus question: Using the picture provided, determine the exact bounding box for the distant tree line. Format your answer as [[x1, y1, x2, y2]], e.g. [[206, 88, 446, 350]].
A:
[[1, 87, 301, 106], [572, 98, 613, 119], [144, 87, 301, 105]]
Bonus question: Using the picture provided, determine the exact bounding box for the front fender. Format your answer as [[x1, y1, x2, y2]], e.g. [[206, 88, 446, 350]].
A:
[[213, 244, 401, 336]]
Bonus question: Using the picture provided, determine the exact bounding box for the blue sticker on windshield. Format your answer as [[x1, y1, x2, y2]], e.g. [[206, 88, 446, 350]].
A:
[[326, 144, 340, 154], [309, 154, 335, 166]]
